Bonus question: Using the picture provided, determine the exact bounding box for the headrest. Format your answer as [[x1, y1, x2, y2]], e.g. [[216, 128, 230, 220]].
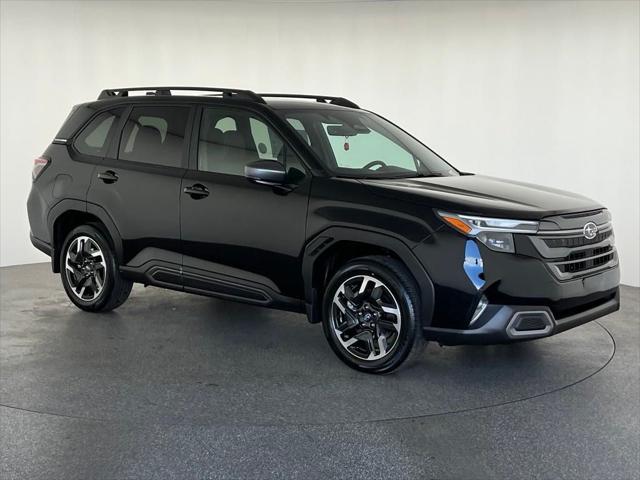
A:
[[203, 125, 224, 144], [136, 125, 163, 147], [223, 130, 246, 149]]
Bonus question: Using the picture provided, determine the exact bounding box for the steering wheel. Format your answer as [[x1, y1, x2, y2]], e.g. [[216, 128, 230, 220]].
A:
[[362, 160, 387, 170]]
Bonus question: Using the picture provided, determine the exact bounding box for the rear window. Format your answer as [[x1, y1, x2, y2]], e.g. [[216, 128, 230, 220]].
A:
[[118, 106, 190, 168], [73, 108, 125, 157]]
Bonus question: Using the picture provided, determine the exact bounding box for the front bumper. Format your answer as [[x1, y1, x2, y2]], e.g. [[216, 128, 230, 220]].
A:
[[424, 287, 619, 346]]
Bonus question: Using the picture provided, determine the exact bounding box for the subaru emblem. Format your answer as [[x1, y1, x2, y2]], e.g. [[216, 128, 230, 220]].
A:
[[583, 222, 598, 240]]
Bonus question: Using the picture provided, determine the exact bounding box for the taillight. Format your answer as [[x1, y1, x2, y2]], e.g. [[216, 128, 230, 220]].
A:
[[32, 156, 50, 181]]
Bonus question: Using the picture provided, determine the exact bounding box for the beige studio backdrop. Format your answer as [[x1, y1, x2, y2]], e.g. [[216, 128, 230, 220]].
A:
[[1, 0, 638, 286]]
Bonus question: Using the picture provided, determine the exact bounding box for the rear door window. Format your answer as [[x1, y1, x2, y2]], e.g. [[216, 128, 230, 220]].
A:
[[118, 106, 190, 168], [74, 108, 125, 157]]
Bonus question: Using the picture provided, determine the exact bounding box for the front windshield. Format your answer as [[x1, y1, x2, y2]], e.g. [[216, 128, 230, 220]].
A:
[[278, 108, 458, 179]]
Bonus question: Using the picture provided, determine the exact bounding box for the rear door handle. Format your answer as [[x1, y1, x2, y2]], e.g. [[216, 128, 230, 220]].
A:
[[183, 183, 209, 199], [97, 170, 118, 184]]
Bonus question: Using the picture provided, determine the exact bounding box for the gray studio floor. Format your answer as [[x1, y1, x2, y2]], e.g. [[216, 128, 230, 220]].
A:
[[1, 263, 638, 480]]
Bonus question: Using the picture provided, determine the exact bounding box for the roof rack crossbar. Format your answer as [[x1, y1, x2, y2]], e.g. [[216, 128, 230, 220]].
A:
[[257, 93, 359, 109], [98, 86, 265, 103]]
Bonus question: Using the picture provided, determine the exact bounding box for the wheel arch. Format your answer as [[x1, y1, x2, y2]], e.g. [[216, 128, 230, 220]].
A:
[[302, 227, 435, 326], [48, 200, 123, 273]]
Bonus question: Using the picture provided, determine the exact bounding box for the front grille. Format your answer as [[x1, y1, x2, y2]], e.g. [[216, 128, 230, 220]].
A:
[[528, 214, 617, 280], [543, 230, 612, 248], [559, 245, 615, 275]]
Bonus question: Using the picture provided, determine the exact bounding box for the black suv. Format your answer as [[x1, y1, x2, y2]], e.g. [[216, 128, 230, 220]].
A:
[[28, 86, 620, 373]]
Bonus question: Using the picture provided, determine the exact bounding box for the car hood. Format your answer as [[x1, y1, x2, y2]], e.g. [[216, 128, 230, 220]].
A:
[[358, 174, 603, 220]]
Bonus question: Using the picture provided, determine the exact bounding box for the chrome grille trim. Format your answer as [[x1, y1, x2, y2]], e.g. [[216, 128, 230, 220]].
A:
[[530, 224, 614, 259], [543, 229, 612, 248], [528, 218, 617, 280], [552, 248, 615, 266], [536, 221, 612, 236], [547, 252, 617, 280]]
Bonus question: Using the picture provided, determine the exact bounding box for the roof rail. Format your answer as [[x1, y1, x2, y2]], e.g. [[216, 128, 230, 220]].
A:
[[98, 86, 265, 103], [97, 87, 359, 109], [257, 93, 359, 109]]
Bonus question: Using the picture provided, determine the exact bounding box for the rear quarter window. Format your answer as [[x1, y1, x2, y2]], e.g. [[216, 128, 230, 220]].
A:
[[73, 108, 125, 157]]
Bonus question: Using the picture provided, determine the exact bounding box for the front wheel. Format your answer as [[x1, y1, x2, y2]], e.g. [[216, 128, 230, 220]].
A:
[[322, 255, 424, 374], [60, 225, 132, 312]]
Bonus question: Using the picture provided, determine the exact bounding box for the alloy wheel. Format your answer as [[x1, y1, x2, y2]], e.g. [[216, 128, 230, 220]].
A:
[[65, 236, 107, 301], [331, 274, 402, 361]]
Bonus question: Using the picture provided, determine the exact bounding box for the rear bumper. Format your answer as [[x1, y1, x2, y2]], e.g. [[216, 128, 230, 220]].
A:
[[30, 232, 52, 256], [424, 287, 619, 346]]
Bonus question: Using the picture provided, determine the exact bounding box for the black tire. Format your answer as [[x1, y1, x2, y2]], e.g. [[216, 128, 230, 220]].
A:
[[321, 255, 425, 374], [59, 225, 132, 312]]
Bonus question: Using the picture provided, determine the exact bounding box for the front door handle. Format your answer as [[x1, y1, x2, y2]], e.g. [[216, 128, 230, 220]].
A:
[[97, 170, 118, 184], [183, 183, 209, 199]]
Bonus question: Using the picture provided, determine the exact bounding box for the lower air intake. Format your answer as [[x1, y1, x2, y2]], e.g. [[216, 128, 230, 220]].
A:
[[507, 311, 554, 338]]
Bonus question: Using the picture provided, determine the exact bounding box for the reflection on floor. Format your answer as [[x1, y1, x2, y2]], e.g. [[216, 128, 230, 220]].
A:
[[1, 263, 638, 479]]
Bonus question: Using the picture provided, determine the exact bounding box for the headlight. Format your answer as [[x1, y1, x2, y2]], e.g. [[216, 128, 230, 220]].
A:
[[437, 211, 539, 253], [476, 231, 515, 253]]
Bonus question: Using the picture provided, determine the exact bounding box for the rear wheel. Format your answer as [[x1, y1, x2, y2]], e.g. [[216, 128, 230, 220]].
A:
[[322, 255, 424, 374], [60, 225, 132, 312]]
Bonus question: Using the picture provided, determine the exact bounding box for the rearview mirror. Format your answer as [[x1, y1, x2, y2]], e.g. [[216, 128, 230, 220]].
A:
[[245, 160, 286, 186], [326, 124, 370, 136]]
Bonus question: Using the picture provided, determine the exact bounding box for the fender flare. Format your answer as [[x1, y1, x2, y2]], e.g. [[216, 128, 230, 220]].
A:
[[47, 199, 124, 271], [301, 226, 435, 326]]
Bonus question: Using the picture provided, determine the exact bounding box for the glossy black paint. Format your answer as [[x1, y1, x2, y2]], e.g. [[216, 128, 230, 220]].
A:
[[27, 91, 620, 344], [358, 175, 603, 220], [180, 168, 311, 298]]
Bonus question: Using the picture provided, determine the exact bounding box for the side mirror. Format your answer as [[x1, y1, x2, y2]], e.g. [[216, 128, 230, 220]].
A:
[[245, 160, 286, 186]]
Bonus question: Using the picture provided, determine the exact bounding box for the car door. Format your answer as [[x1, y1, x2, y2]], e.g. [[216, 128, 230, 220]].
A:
[[87, 103, 192, 285], [180, 105, 311, 302]]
